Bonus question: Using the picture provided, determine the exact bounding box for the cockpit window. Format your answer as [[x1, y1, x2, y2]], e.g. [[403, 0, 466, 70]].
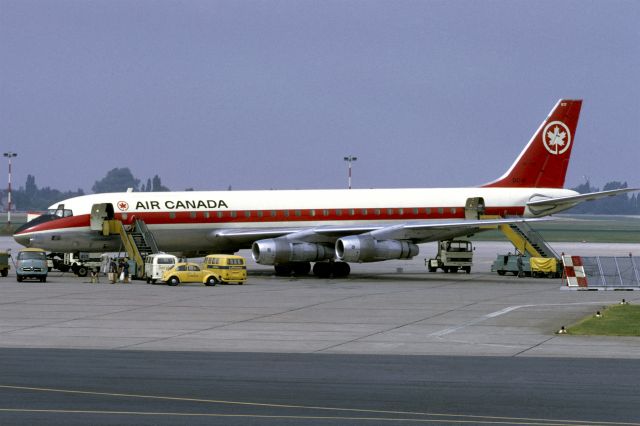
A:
[[47, 204, 73, 218], [47, 208, 73, 217]]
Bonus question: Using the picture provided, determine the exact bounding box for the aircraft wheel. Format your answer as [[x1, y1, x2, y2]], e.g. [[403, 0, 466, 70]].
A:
[[274, 264, 292, 276], [292, 262, 311, 276], [313, 262, 331, 278], [205, 276, 218, 286], [333, 262, 351, 278], [167, 276, 180, 286]]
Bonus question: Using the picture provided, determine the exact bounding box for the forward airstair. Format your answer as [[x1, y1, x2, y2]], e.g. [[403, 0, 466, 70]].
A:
[[102, 219, 160, 277]]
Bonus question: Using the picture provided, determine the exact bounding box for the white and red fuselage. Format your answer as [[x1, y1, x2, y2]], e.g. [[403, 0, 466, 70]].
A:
[[14, 186, 576, 255]]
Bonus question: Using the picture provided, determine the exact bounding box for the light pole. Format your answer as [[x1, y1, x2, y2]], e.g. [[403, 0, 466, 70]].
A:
[[3, 152, 17, 228], [343, 155, 357, 189]]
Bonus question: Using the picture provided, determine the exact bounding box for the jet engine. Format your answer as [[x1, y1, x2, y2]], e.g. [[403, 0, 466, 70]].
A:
[[252, 239, 334, 265], [335, 235, 419, 263]]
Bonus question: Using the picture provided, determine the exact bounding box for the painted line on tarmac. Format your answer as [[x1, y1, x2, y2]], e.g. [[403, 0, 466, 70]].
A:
[[430, 301, 620, 338], [1, 384, 637, 426], [0, 408, 611, 425]]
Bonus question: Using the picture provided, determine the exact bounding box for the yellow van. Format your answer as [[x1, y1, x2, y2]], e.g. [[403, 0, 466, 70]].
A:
[[203, 254, 247, 285]]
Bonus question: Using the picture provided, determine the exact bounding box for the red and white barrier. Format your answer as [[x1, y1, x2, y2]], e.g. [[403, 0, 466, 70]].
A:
[[562, 255, 588, 287]]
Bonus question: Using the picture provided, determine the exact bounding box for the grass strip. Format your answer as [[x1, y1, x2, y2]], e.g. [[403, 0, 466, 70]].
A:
[[567, 304, 640, 336]]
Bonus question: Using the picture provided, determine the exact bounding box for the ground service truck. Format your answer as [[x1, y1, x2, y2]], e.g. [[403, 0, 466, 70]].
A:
[[426, 240, 473, 273]]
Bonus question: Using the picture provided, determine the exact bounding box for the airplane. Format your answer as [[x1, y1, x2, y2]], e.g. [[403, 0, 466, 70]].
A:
[[14, 99, 638, 277]]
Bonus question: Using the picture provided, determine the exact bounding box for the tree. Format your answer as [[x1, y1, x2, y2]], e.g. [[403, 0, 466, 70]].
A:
[[631, 194, 639, 212], [25, 175, 37, 197], [600, 181, 631, 214], [151, 175, 170, 192], [568, 180, 637, 214], [12, 175, 84, 211], [92, 168, 140, 193]]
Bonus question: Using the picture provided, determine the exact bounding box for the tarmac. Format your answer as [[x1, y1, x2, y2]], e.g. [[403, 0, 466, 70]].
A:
[[1, 240, 639, 358]]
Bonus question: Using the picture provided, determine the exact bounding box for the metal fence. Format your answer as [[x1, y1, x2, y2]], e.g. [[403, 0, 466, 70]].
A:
[[580, 256, 640, 288]]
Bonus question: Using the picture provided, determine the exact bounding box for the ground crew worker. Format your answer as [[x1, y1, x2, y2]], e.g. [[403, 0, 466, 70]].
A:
[[123, 258, 130, 283], [517, 254, 524, 278], [109, 258, 117, 284], [117, 258, 125, 282], [90, 267, 99, 284]]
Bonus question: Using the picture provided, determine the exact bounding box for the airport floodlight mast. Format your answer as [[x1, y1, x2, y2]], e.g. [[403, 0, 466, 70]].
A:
[[3, 152, 17, 227], [343, 155, 357, 189]]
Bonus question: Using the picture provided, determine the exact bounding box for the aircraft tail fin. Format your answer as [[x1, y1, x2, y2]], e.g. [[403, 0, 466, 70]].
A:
[[483, 99, 582, 188]]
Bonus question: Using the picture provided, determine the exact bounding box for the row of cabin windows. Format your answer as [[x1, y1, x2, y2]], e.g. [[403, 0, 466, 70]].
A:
[[121, 207, 458, 221]]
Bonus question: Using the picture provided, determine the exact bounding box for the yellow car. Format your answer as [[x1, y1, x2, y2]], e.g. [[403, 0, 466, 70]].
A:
[[161, 262, 218, 286]]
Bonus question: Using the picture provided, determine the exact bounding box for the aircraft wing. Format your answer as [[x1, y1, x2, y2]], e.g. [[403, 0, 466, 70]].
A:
[[527, 188, 639, 210], [215, 217, 546, 246], [314, 217, 543, 242]]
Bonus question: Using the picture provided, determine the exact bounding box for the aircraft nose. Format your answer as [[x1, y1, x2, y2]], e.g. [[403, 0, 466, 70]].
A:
[[12, 214, 58, 249], [13, 233, 32, 248]]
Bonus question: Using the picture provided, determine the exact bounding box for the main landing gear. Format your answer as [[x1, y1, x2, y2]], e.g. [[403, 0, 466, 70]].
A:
[[274, 262, 311, 276], [273, 261, 351, 278], [312, 261, 350, 278]]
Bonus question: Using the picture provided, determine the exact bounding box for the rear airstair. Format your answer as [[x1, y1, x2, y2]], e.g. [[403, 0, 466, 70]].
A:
[[499, 221, 557, 258]]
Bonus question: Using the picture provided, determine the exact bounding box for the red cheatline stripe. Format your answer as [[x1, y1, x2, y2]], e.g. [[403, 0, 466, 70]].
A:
[[17, 205, 526, 235]]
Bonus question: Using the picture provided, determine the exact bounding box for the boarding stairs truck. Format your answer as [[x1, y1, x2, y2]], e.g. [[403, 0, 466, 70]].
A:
[[498, 221, 558, 259], [426, 239, 473, 273], [101, 217, 161, 279], [491, 221, 561, 278]]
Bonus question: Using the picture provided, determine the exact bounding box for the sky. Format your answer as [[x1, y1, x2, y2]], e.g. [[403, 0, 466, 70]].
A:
[[1, 0, 638, 193]]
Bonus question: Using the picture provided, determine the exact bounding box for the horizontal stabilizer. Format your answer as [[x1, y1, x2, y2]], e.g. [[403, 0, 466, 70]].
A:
[[527, 188, 639, 209]]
